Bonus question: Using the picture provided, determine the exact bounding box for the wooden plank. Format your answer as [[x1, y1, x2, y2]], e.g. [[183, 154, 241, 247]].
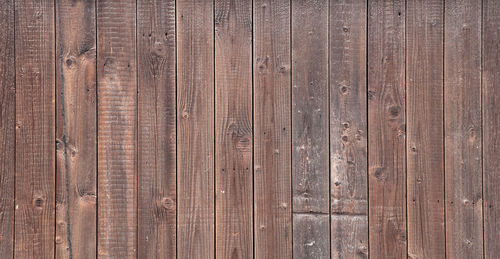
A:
[[55, 0, 97, 258], [292, 0, 329, 258], [482, 1, 500, 257], [0, 0, 15, 257], [177, 0, 215, 258], [406, 0, 445, 258], [444, 0, 483, 258], [330, 0, 368, 258], [137, 0, 176, 258], [14, 0, 56, 258], [215, 0, 253, 258], [253, 0, 292, 258], [96, 1, 137, 257], [367, 0, 406, 258]]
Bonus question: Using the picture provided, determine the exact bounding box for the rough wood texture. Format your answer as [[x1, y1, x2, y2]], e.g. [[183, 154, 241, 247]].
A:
[[137, 1, 176, 258], [177, 0, 215, 258], [330, 0, 368, 258], [406, 0, 445, 258], [96, 1, 137, 257], [483, 1, 500, 257], [293, 214, 330, 259], [253, 0, 292, 258], [368, 1, 406, 258], [14, 0, 55, 258], [444, 1, 483, 258], [215, 0, 253, 258], [0, 0, 15, 257]]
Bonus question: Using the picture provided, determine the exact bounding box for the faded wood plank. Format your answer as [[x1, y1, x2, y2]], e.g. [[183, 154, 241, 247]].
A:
[[406, 0, 445, 258], [367, 1, 406, 258], [482, 1, 500, 258], [292, 0, 329, 258], [96, 1, 137, 257], [0, 0, 15, 257], [177, 0, 215, 258], [330, 0, 368, 258], [215, 0, 253, 258], [444, 0, 483, 258], [253, 0, 292, 258], [137, 0, 176, 258], [14, 0, 56, 258]]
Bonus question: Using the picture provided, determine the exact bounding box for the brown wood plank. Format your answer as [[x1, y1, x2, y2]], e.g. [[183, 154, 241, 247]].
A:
[[482, 1, 500, 258], [253, 0, 292, 258], [367, 1, 406, 258], [406, 0, 445, 258], [0, 0, 15, 257], [14, 0, 56, 258], [137, 0, 176, 258], [444, 0, 483, 258], [292, 0, 329, 258], [55, 0, 97, 258], [330, 0, 368, 258], [96, 1, 137, 257], [176, 0, 215, 258], [215, 0, 253, 258]]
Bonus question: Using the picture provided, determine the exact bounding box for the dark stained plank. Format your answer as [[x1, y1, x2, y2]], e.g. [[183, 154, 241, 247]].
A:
[[444, 0, 483, 258], [330, 0, 368, 258], [55, 0, 97, 258], [14, 0, 56, 258], [215, 0, 253, 258], [177, 0, 215, 258], [483, 1, 500, 257], [292, 0, 329, 258], [0, 0, 15, 257], [367, 0, 406, 258], [406, 0, 445, 258], [96, 1, 137, 257], [137, 0, 176, 258], [253, 0, 292, 258]]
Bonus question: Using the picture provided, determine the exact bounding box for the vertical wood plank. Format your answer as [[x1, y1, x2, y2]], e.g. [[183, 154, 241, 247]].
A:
[[406, 0, 445, 258], [55, 0, 97, 258], [330, 0, 368, 258], [215, 0, 253, 258], [96, 0, 137, 257], [14, 0, 55, 258], [367, 0, 406, 258], [482, 1, 500, 257], [444, 0, 483, 258], [253, 0, 292, 258], [0, 0, 15, 257], [292, 0, 329, 258], [177, 0, 215, 258], [137, 0, 176, 258]]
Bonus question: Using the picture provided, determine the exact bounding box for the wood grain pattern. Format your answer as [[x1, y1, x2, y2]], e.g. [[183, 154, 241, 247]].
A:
[[293, 214, 330, 259], [55, 1, 97, 258], [253, 0, 292, 258], [406, 0, 445, 258], [367, 1, 406, 258], [137, 1, 176, 258], [14, 0, 55, 258], [330, 0, 368, 258], [177, 0, 215, 258], [0, 0, 15, 257], [482, 1, 500, 258], [444, 1, 483, 258], [96, 1, 137, 257]]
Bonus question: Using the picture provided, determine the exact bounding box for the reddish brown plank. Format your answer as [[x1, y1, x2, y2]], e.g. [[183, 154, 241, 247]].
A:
[[97, 1, 137, 257], [177, 0, 215, 258], [253, 0, 292, 258], [14, 0, 56, 258], [137, 0, 176, 258], [367, 0, 406, 258], [330, 0, 368, 258]]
